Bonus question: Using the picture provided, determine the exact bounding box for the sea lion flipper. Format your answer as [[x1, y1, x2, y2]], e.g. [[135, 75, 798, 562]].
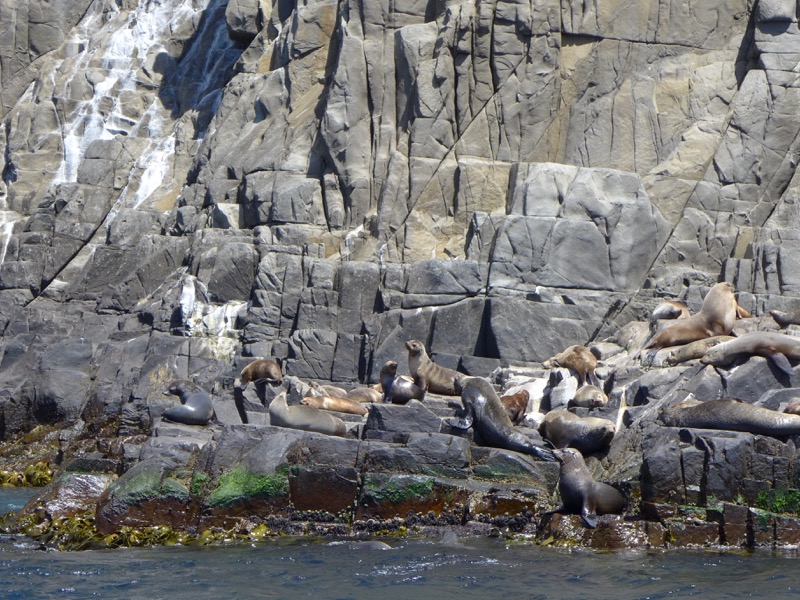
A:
[[768, 352, 794, 377], [580, 509, 598, 529]]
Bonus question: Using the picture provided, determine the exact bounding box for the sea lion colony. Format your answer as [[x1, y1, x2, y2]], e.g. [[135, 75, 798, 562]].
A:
[[162, 283, 800, 528]]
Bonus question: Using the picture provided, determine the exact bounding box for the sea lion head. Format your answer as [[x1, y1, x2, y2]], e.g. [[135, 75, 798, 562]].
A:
[[405, 340, 425, 356], [381, 360, 399, 376], [552, 447, 582, 464], [164, 380, 201, 397]]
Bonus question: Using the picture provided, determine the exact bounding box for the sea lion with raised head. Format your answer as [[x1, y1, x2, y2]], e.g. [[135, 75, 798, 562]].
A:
[[645, 282, 738, 349], [300, 395, 369, 416], [568, 385, 608, 409], [665, 335, 735, 366], [660, 397, 800, 437], [539, 409, 615, 455], [547, 447, 626, 528], [700, 331, 800, 377], [544, 345, 600, 387], [451, 376, 554, 461], [239, 359, 282, 387], [380, 360, 426, 404], [499, 389, 529, 424], [406, 340, 465, 396], [162, 381, 215, 426], [269, 391, 347, 436]]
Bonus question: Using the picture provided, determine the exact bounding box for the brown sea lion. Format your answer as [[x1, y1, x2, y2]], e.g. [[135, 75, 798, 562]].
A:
[[547, 447, 626, 528], [665, 335, 735, 366], [345, 387, 383, 404], [451, 376, 555, 461], [240, 359, 283, 387], [784, 401, 800, 416], [660, 397, 800, 437], [651, 300, 691, 321], [645, 282, 738, 349], [406, 340, 465, 396], [499, 389, 530, 424], [269, 391, 347, 436], [539, 410, 615, 455], [544, 345, 600, 386], [700, 331, 800, 377], [300, 395, 369, 416], [568, 385, 608, 409], [380, 360, 426, 404], [309, 382, 349, 398], [162, 381, 215, 426]]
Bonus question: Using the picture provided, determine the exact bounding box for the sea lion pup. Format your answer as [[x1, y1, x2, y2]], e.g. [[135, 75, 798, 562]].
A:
[[664, 335, 735, 366], [269, 391, 347, 436], [405, 339, 465, 395], [660, 397, 800, 437], [539, 409, 615, 455], [451, 376, 555, 461], [700, 331, 800, 377], [651, 300, 691, 321], [300, 395, 369, 416], [645, 282, 738, 350], [239, 359, 282, 387], [499, 389, 529, 424], [547, 448, 626, 528], [345, 386, 383, 403], [568, 385, 608, 409], [380, 360, 426, 404], [544, 345, 600, 387], [162, 380, 215, 426]]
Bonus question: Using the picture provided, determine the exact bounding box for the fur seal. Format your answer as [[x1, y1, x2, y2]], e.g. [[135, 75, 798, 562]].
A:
[[645, 282, 738, 349], [539, 409, 615, 455], [548, 447, 626, 528], [660, 397, 800, 437], [770, 309, 800, 328], [309, 382, 349, 398], [700, 331, 800, 376], [380, 360, 426, 404], [269, 392, 347, 436], [406, 340, 465, 396], [568, 385, 608, 409], [240, 359, 282, 387], [162, 381, 215, 426], [544, 345, 600, 387], [499, 389, 529, 424], [452, 376, 555, 461], [665, 335, 735, 366], [345, 387, 383, 404], [651, 300, 691, 321], [300, 395, 369, 416]]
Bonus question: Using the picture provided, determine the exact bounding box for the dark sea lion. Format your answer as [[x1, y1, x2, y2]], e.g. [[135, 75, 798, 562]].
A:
[[240, 359, 282, 387], [770, 309, 800, 328], [544, 345, 600, 386], [452, 376, 555, 461], [406, 340, 465, 396], [268, 391, 347, 436], [651, 300, 691, 321], [665, 335, 735, 366], [645, 282, 738, 349], [700, 331, 800, 376], [499, 389, 529, 424], [660, 397, 800, 437], [539, 409, 615, 455], [568, 385, 608, 409], [300, 395, 369, 416], [162, 380, 215, 426], [548, 447, 626, 528], [380, 360, 426, 404]]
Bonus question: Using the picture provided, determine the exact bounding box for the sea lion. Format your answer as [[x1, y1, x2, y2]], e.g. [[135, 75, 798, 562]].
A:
[[548, 447, 626, 528], [309, 382, 349, 398], [665, 335, 735, 366], [380, 360, 426, 404], [162, 380, 215, 426], [568, 385, 608, 409], [660, 397, 800, 437], [240, 359, 282, 387], [269, 392, 347, 436], [451, 376, 555, 461], [539, 409, 615, 455], [785, 401, 800, 416], [300, 395, 369, 416], [499, 389, 529, 424], [345, 387, 383, 404], [406, 340, 465, 396], [645, 282, 738, 349], [651, 300, 691, 321], [770, 309, 800, 328], [544, 345, 600, 387], [700, 331, 800, 377]]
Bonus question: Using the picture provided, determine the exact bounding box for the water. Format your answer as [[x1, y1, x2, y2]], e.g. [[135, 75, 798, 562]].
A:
[[0, 490, 796, 599]]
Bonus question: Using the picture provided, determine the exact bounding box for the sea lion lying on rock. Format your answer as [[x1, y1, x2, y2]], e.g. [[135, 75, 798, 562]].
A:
[[162, 381, 215, 426], [451, 376, 555, 461], [539, 409, 615, 455], [700, 331, 800, 377], [499, 389, 529, 424], [269, 391, 347, 437], [300, 395, 369, 416], [660, 397, 800, 437], [239, 359, 283, 387], [568, 385, 608, 408], [380, 360, 425, 404], [770, 308, 800, 328], [544, 345, 600, 387], [406, 340, 465, 395], [665, 335, 735, 366]]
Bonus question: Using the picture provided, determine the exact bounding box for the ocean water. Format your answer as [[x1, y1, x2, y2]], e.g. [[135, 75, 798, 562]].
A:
[[0, 490, 796, 599]]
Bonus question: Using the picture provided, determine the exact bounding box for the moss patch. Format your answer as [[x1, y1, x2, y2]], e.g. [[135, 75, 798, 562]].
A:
[[369, 477, 435, 505], [756, 488, 800, 515], [206, 466, 289, 507]]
